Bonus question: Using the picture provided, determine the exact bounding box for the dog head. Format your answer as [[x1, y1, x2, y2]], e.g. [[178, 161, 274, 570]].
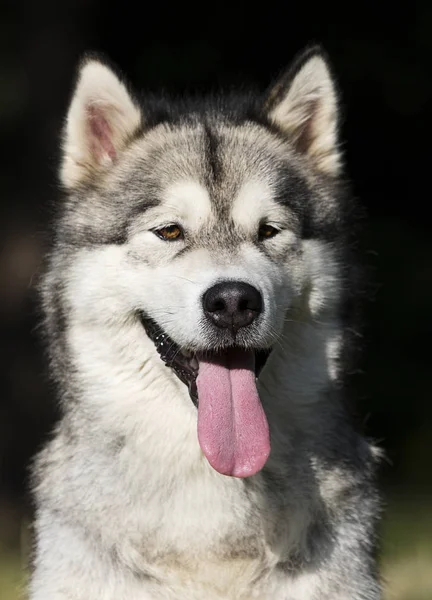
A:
[[52, 47, 349, 477]]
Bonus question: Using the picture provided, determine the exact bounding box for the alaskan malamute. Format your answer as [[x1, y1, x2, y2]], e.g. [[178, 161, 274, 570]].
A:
[[30, 46, 381, 599]]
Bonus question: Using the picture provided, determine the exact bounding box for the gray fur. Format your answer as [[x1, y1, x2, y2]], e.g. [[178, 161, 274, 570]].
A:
[[30, 46, 381, 599]]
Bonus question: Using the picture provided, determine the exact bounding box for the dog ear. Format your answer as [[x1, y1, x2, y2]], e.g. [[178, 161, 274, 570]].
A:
[[60, 57, 142, 189], [264, 46, 341, 176]]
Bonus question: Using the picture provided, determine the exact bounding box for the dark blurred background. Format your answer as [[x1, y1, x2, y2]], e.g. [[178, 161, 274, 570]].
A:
[[1, 2, 431, 598]]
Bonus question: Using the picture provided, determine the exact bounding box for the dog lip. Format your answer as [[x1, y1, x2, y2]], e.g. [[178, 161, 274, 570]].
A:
[[139, 312, 200, 405], [138, 312, 272, 406]]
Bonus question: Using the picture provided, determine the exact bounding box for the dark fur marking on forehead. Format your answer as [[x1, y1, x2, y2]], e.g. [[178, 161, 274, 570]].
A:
[[204, 123, 222, 185], [125, 197, 160, 223]]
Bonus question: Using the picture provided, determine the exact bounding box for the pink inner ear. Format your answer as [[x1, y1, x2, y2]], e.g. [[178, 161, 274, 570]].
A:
[[87, 104, 117, 162]]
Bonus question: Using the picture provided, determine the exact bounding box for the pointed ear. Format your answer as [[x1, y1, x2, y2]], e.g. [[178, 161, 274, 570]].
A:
[[264, 46, 341, 176], [61, 58, 142, 189]]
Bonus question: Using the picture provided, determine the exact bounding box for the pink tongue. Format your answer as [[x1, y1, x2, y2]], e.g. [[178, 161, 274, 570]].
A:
[[196, 349, 270, 478]]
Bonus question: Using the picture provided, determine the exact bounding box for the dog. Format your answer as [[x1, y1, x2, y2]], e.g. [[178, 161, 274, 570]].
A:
[[29, 46, 381, 599]]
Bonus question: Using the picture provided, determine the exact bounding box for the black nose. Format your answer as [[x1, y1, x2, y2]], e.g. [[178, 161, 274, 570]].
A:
[[202, 281, 263, 332]]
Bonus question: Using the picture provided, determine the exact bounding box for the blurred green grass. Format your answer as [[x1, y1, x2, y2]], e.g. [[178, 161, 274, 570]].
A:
[[380, 496, 432, 600], [0, 553, 26, 600], [1, 497, 431, 600]]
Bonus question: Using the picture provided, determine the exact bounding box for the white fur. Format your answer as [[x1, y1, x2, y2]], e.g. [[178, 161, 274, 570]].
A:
[[31, 213, 341, 599], [31, 55, 378, 600], [30, 179, 343, 597], [31, 242, 336, 599], [162, 180, 213, 227]]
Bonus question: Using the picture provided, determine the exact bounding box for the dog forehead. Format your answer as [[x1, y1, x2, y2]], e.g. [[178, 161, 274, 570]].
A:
[[138, 122, 284, 221]]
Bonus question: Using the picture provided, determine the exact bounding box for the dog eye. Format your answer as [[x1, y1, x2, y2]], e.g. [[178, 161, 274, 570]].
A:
[[153, 224, 184, 241], [258, 224, 279, 241]]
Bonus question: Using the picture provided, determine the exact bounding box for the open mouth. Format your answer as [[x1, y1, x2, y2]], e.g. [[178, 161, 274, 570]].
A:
[[139, 313, 272, 478], [139, 314, 271, 406]]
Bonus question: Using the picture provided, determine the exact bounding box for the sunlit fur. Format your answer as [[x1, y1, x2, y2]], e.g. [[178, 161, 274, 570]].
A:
[[30, 47, 381, 600]]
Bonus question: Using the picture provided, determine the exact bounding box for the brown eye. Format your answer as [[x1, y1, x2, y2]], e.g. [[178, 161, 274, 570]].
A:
[[258, 224, 279, 241], [154, 224, 184, 241]]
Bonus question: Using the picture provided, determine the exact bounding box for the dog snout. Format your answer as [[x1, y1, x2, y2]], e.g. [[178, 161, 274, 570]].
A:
[[202, 281, 263, 332]]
